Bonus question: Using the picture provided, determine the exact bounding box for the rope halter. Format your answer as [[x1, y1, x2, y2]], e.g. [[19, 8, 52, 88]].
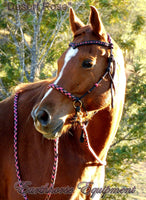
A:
[[48, 34, 115, 166]]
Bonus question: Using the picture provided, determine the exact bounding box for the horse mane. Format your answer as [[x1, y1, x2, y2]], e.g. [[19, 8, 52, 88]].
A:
[[13, 78, 56, 94]]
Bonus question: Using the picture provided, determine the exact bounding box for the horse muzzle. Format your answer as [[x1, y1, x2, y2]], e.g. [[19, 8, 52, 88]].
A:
[[31, 107, 64, 139]]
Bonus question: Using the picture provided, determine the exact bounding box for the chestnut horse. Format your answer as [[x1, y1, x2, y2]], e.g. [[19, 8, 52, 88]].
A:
[[0, 6, 126, 200]]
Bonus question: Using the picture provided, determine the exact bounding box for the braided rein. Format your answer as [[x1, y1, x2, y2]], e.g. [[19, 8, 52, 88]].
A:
[[14, 93, 59, 200]]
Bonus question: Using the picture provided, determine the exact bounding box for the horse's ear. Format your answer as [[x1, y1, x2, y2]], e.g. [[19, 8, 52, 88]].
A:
[[69, 7, 84, 34], [89, 6, 106, 37]]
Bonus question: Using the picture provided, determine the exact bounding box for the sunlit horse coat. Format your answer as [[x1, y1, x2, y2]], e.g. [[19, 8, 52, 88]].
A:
[[0, 6, 126, 200]]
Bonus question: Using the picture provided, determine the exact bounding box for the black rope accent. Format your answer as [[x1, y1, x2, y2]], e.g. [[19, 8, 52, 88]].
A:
[[69, 40, 113, 49], [78, 73, 108, 101]]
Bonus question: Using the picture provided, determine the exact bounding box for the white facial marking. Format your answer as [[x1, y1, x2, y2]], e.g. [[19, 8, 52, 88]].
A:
[[54, 47, 78, 84], [41, 47, 78, 102]]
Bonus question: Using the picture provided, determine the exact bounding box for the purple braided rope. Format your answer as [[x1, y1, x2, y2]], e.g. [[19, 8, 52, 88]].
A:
[[14, 93, 59, 200], [46, 138, 59, 200], [14, 93, 28, 200], [48, 70, 108, 102], [48, 84, 78, 101]]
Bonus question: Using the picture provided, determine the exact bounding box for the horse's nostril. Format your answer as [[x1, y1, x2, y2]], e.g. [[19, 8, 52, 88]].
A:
[[36, 109, 51, 126]]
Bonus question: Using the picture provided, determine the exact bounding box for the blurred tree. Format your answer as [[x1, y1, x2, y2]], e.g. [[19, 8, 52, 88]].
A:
[[0, 0, 84, 98]]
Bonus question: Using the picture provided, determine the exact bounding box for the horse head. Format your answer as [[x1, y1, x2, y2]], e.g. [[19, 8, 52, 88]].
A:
[[31, 6, 123, 140]]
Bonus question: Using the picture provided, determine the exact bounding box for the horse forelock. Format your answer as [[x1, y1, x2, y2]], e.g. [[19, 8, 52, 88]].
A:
[[74, 24, 108, 44], [73, 25, 105, 42], [73, 25, 91, 36]]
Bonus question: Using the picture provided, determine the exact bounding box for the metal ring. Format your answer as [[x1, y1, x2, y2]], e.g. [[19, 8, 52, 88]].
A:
[[73, 100, 82, 109]]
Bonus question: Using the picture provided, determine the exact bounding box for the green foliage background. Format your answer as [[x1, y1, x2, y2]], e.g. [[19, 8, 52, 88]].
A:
[[0, 0, 145, 199]]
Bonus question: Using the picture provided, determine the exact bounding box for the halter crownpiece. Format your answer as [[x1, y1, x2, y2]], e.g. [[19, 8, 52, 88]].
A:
[[69, 38, 113, 49]]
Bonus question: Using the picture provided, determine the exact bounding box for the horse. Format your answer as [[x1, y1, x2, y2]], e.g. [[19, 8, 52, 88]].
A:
[[0, 6, 126, 200]]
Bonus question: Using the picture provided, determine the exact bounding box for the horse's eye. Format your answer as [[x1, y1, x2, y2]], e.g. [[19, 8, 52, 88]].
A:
[[82, 59, 94, 68]]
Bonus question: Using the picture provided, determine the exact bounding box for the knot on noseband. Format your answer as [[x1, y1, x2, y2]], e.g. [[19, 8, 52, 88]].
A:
[[73, 99, 82, 112]]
